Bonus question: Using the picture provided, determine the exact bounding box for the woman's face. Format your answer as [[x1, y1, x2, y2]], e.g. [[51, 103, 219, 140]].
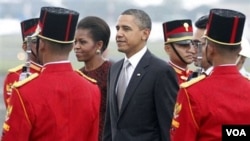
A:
[[74, 28, 99, 62]]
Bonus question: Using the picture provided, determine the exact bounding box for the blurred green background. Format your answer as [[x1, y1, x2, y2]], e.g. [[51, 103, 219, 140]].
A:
[[1, 34, 250, 75], [0, 34, 172, 75]]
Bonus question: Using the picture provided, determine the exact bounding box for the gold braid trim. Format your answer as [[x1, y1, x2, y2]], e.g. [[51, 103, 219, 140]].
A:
[[204, 35, 241, 45], [74, 69, 97, 83], [13, 73, 39, 88], [165, 36, 193, 45], [38, 35, 74, 44], [8, 64, 24, 73], [14, 88, 32, 127], [184, 88, 199, 130], [180, 75, 206, 88]]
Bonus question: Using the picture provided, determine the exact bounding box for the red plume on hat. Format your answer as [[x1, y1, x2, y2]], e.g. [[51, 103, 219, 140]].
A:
[[204, 8, 246, 45]]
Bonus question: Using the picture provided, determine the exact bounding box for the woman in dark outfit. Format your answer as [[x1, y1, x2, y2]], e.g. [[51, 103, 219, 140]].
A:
[[74, 16, 112, 141]]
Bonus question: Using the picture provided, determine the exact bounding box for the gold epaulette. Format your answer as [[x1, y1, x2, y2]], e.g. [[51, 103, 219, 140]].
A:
[[13, 73, 39, 88], [74, 69, 97, 84], [173, 67, 182, 74], [30, 63, 42, 72], [180, 74, 206, 88], [8, 64, 24, 73]]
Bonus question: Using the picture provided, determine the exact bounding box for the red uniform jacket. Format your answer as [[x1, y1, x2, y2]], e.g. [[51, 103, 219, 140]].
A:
[[169, 62, 192, 84], [1, 62, 101, 141], [3, 62, 42, 108], [171, 66, 250, 141]]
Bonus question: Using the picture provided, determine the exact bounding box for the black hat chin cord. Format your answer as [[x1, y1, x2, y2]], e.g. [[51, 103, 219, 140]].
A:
[[36, 37, 42, 65], [205, 45, 212, 66], [30, 50, 39, 63], [170, 43, 188, 64]]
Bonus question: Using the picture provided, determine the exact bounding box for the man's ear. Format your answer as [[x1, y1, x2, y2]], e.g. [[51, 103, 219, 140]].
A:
[[22, 43, 27, 51], [142, 28, 150, 41], [207, 43, 215, 55], [39, 38, 46, 51], [164, 44, 171, 53]]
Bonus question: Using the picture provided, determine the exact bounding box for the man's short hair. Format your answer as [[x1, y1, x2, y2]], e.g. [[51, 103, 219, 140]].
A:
[[195, 15, 209, 29]]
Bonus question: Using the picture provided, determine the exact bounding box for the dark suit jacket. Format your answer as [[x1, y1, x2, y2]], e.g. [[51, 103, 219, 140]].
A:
[[103, 50, 179, 141]]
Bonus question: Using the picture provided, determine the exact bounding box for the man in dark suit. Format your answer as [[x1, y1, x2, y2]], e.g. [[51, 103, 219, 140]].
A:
[[103, 9, 179, 141]]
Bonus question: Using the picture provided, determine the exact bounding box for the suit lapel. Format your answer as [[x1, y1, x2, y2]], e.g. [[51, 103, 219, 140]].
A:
[[118, 51, 151, 118], [110, 60, 124, 118]]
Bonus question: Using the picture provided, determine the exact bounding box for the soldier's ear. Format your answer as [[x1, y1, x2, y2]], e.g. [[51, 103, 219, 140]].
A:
[[38, 38, 46, 51], [22, 43, 27, 51], [164, 44, 171, 53]]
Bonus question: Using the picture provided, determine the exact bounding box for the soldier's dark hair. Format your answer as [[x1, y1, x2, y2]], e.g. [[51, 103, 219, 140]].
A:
[[46, 39, 73, 53], [121, 9, 152, 30], [195, 15, 209, 29], [208, 39, 241, 54], [77, 16, 110, 53]]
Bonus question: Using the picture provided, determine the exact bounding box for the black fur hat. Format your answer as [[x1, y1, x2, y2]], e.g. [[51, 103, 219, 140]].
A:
[[20, 18, 39, 42], [37, 7, 79, 44], [204, 8, 245, 45], [163, 19, 193, 45]]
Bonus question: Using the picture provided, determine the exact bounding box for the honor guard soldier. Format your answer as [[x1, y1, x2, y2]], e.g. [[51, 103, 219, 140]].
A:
[[163, 19, 195, 84], [187, 15, 213, 81], [1, 6, 101, 141], [171, 8, 250, 141], [2, 18, 42, 108]]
